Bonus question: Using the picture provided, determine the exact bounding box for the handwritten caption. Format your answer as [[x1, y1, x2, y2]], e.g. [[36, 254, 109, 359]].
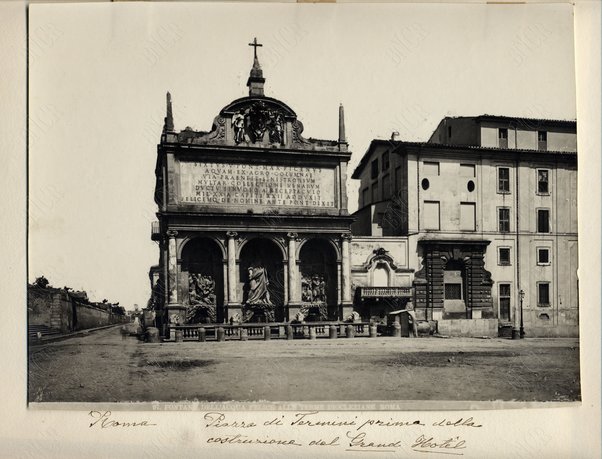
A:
[[203, 411, 480, 455], [88, 410, 482, 455]]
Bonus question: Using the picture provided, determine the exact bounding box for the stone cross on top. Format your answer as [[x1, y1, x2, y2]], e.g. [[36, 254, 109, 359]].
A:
[[247, 37, 265, 96], [248, 37, 263, 59]]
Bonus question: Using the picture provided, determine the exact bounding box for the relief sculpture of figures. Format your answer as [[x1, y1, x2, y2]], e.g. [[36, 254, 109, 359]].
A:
[[301, 273, 328, 320], [185, 273, 217, 323], [301, 274, 326, 303], [233, 102, 284, 145], [244, 265, 274, 322], [301, 275, 312, 303]]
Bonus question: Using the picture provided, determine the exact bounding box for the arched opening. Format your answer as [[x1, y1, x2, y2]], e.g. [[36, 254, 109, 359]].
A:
[[181, 238, 224, 324], [299, 238, 338, 321], [443, 258, 466, 315], [372, 263, 390, 286], [239, 238, 285, 322]]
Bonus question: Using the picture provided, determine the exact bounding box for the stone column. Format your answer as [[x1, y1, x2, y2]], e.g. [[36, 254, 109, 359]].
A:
[[226, 231, 242, 320], [166, 230, 185, 325], [287, 232, 301, 321], [287, 233, 299, 303], [341, 233, 354, 319], [226, 232, 238, 303], [167, 230, 179, 305], [283, 263, 289, 309]]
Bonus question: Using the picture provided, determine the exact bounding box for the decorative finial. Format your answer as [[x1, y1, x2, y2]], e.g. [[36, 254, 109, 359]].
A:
[[247, 38, 265, 97], [163, 91, 174, 133], [338, 103, 346, 144]]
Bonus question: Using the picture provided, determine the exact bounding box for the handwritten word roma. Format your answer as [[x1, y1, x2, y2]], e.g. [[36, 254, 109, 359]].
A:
[[88, 411, 157, 429]]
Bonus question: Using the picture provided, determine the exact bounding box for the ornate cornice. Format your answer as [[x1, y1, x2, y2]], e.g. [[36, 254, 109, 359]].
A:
[[362, 247, 398, 271]]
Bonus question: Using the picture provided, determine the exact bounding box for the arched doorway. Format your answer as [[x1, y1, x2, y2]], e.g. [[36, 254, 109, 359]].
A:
[[443, 258, 466, 316], [181, 238, 224, 324], [239, 238, 285, 322], [299, 238, 338, 321]]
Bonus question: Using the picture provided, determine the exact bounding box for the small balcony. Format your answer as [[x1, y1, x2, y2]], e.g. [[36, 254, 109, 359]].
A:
[[359, 286, 413, 299]]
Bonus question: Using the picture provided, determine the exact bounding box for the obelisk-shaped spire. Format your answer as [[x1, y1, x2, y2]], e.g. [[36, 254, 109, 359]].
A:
[[246, 37, 265, 97], [163, 91, 175, 133], [338, 103, 346, 143]]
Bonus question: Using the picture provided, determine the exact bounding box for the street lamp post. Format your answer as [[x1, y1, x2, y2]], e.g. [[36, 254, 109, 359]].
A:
[[519, 289, 525, 339]]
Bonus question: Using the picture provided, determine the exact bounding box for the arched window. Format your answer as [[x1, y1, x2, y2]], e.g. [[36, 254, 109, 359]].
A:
[[373, 263, 389, 287]]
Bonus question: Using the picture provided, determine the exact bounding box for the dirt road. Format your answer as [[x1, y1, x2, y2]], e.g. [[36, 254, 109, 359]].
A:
[[28, 326, 580, 403]]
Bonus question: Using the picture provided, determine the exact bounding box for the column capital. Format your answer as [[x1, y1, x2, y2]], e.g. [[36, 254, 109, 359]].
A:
[[166, 229, 178, 238], [226, 231, 239, 239], [287, 232, 299, 241], [341, 232, 353, 241]]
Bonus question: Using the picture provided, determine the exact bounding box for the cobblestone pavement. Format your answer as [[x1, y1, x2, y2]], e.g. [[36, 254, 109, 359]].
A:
[[28, 326, 580, 403]]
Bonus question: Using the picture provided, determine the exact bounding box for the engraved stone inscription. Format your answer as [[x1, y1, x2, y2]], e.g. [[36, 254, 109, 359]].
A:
[[179, 162, 336, 208]]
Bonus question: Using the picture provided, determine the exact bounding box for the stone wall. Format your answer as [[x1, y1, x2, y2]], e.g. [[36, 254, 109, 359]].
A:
[[28, 286, 126, 333], [525, 326, 578, 338], [28, 289, 54, 327], [437, 318, 498, 338]]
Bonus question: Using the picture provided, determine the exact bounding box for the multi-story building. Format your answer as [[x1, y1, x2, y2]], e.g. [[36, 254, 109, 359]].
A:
[[351, 115, 578, 337]]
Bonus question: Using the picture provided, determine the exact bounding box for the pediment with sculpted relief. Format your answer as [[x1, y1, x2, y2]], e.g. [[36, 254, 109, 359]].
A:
[[175, 96, 339, 151]]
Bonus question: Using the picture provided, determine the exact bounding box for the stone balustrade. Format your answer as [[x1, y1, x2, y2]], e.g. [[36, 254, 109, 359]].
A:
[[165, 321, 373, 342]]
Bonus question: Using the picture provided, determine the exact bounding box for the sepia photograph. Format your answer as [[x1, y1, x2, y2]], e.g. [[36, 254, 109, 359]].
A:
[[27, 2, 580, 405]]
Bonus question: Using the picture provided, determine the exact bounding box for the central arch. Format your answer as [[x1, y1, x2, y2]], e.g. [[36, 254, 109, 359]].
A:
[[239, 238, 285, 322]]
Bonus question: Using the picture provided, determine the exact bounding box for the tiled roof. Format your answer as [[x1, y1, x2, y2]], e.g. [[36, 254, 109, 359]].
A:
[[396, 140, 577, 155], [475, 114, 577, 127], [351, 139, 577, 179]]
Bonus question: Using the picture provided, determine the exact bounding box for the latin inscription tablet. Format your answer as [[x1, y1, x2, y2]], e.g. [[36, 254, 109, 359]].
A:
[[179, 162, 337, 208]]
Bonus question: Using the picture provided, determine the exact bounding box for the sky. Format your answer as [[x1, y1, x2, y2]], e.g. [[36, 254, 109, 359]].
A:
[[28, 2, 577, 310]]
